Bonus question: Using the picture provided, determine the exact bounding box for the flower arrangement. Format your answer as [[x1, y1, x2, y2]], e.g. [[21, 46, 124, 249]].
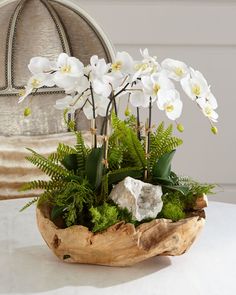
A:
[[19, 49, 218, 265]]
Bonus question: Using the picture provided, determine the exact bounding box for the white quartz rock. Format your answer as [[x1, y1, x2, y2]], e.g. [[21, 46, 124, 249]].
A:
[[109, 177, 163, 221]]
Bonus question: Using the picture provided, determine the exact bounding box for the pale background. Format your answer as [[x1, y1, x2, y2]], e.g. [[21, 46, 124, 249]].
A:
[[72, 0, 236, 203]]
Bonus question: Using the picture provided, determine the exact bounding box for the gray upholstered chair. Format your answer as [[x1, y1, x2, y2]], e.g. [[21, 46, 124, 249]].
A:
[[0, 0, 115, 199]]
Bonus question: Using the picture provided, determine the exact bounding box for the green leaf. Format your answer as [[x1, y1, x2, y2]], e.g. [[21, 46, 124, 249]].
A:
[[61, 154, 78, 172], [152, 150, 176, 179], [108, 167, 142, 185], [51, 206, 64, 220], [85, 147, 104, 189], [164, 185, 190, 195], [152, 176, 174, 185]]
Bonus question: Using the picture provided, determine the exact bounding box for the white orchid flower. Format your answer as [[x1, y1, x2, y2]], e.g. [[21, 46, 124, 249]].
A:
[[53, 75, 78, 94], [54, 92, 88, 112], [28, 57, 52, 75], [157, 89, 183, 120], [111, 51, 134, 75], [130, 92, 149, 108], [161, 58, 189, 81], [132, 48, 160, 82], [89, 55, 112, 97], [56, 53, 84, 77], [18, 73, 55, 103], [74, 76, 90, 95], [83, 94, 111, 119], [142, 72, 174, 102], [18, 86, 32, 103], [181, 68, 209, 100], [53, 53, 84, 93], [197, 91, 218, 122]]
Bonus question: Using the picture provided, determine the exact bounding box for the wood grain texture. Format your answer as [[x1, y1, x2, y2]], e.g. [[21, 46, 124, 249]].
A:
[[36, 203, 205, 266]]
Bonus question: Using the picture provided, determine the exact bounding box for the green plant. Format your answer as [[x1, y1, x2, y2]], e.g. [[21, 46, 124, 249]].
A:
[[20, 117, 215, 230], [90, 203, 119, 232]]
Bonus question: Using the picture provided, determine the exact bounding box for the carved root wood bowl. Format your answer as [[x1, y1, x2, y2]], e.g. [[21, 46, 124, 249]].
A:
[[36, 197, 207, 267]]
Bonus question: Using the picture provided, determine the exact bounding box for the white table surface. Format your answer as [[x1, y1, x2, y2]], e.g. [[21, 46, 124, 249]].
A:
[[0, 199, 235, 295]]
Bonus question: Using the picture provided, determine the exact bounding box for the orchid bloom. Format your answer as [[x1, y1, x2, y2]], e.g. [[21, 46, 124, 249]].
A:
[[142, 72, 174, 102], [181, 68, 209, 100], [83, 94, 111, 120], [197, 91, 218, 122], [161, 58, 189, 81], [129, 81, 149, 108], [132, 48, 160, 81], [18, 49, 219, 133], [157, 89, 183, 120], [89, 55, 112, 97], [18, 73, 55, 103], [111, 51, 134, 75], [53, 53, 84, 93]]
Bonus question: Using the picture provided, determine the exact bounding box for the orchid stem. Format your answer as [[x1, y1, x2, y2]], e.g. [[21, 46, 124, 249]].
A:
[[90, 83, 97, 148], [102, 82, 130, 167], [136, 107, 141, 141], [144, 97, 152, 180], [148, 97, 152, 154]]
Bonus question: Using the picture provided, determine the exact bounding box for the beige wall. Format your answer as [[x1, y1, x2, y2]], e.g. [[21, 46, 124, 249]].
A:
[[73, 0, 236, 203]]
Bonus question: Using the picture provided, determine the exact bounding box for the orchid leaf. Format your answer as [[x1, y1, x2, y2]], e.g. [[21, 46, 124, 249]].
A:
[[85, 147, 104, 190], [152, 150, 176, 180], [61, 154, 78, 172]]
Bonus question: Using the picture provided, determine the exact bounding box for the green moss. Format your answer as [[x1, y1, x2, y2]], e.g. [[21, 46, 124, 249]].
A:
[[161, 202, 185, 221], [90, 203, 119, 232]]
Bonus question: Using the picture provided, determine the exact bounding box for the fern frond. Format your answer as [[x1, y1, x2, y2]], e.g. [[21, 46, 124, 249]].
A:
[[20, 197, 38, 212], [108, 145, 123, 170], [149, 122, 183, 170], [26, 148, 76, 180], [20, 180, 65, 192], [111, 114, 146, 169], [75, 132, 89, 171], [48, 143, 77, 163]]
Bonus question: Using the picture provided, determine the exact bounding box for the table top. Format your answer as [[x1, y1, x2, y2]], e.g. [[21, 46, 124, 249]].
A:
[[0, 199, 235, 295]]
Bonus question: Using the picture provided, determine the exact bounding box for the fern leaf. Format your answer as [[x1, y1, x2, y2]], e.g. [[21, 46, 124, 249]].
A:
[[48, 143, 77, 163], [20, 180, 65, 192], [20, 197, 38, 212], [111, 114, 146, 168], [26, 148, 76, 180], [149, 122, 183, 170], [75, 132, 89, 171]]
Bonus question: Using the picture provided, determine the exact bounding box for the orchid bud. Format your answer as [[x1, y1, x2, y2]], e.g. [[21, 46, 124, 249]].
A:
[[125, 107, 131, 117], [177, 123, 184, 133], [24, 107, 31, 117], [211, 126, 218, 135]]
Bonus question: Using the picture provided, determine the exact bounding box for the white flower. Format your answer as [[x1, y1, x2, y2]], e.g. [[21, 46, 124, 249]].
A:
[[53, 53, 84, 93], [132, 48, 160, 81], [197, 91, 218, 122], [18, 73, 55, 103], [142, 72, 174, 102], [161, 58, 189, 81], [28, 57, 52, 75], [73, 76, 90, 95], [130, 91, 149, 108], [56, 53, 84, 77], [54, 92, 88, 112], [18, 86, 32, 103], [89, 55, 112, 97], [180, 68, 209, 100], [157, 89, 183, 120], [53, 75, 78, 93], [83, 94, 111, 119], [111, 51, 134, 75]]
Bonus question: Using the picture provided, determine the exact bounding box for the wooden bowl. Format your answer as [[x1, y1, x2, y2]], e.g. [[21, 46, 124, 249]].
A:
[[36, 201, 206, 267]]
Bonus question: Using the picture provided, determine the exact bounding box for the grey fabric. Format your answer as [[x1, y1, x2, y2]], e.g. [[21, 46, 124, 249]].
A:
[[0, 0, 113, 136]]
